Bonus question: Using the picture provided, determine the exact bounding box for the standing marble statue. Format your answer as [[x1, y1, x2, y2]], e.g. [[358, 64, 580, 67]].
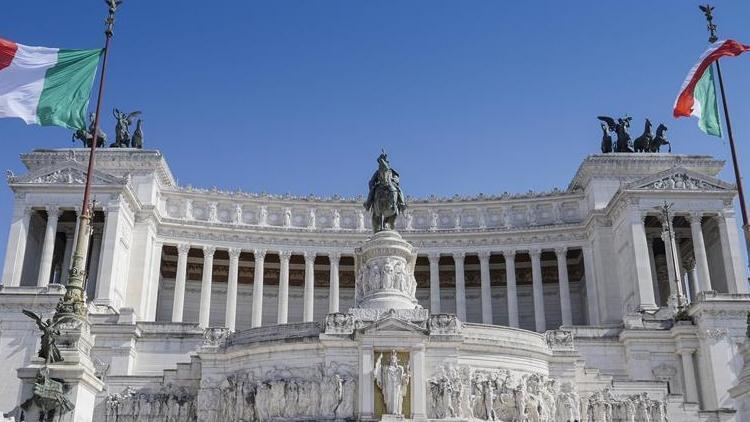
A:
[[364, 151, 407, 232], [374, 351, 411, 416]]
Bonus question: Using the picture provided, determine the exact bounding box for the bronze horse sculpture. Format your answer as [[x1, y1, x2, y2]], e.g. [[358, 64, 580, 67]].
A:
[[650, 124, 671, 152], [72, 113, 106, 148], [633, 119, 653, 153], [598, 116, 633, 152], [600, 122, 612, 153], [364, 152, 406, 233]]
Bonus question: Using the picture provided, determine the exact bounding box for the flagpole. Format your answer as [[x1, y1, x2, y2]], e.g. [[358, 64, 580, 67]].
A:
[[54, 0, 122, 321], [700, 4, 750, 268]]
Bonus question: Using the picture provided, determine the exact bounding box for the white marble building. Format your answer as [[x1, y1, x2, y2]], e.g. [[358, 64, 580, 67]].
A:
[[1, 148, 750, 421]]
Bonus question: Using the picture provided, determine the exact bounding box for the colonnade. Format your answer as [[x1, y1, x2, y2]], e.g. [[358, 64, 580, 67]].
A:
[[634, 211, 745, 311], [166, 244, 590, 332]]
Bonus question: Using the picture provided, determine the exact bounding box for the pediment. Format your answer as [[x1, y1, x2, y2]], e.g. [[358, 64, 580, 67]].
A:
[[360, 316, 428, 335], [7, 161, 125, 186], [626, 166, 733, 192]]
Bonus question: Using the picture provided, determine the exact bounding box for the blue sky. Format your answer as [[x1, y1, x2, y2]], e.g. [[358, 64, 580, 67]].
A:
[[1, 1, 750, 266]]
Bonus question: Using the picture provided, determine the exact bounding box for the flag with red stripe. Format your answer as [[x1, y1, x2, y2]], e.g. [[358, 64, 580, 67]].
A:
[[674, 39, 750, 137], [0, 37, 102, 130]]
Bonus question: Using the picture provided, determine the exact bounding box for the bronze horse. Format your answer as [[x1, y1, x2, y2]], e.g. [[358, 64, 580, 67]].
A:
[[364, 153, 406, 232], [650, 124, 671, 152], [633, 119, 653, 153]]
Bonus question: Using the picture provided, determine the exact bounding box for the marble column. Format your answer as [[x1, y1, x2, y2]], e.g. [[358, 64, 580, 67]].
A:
[[689, 213, 712, 293], [530, 248, 546, 332], [60, 228, 75, 285], [717, 212, 748, 293], [251, 249, 266, 328], [661, 218, 685, 307], [328, 252, 341, 313], [1, 204, 31, 287], [69, 206, 82, 261], [679, 348, 699, 403], [632, 211, 658, 310], [503, 250, 519, 328], [428, 253, 441, 313], [198, 245, 216, 328], [86, 227, 103, 299], [303, 251, 315, 322], [582, 245, 601, 325], [555, 247, 572, 327], [688, 263, 699, 303], [145, 241, 164, 320], [453, 252, 467, 321], [277, 251, 291, 324], [172, 243, 190, 322], [37, 206, 60, 287], [646, 237, 662, 306], [478, 251, 493, 324], [226, 248, 241, 331], [59, 208, 81, 285]]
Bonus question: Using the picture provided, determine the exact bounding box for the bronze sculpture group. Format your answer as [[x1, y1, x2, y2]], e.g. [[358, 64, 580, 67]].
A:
[[598, 115, 671, 153], [72, 108, 143, 149]]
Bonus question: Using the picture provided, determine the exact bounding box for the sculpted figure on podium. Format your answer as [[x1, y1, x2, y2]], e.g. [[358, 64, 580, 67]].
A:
[[364, 151, 407, 232]]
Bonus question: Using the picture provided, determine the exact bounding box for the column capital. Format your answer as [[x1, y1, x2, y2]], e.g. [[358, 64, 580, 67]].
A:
[[687, 212, 704, 225], [478, 250, 491, 261], [202, 245, 216, 257], [253, 249, 267, 260], [303, 251, 316, 261], [554, 246, 568, 257], [176, 243, 191, 255], [427, 252, 441, 262], [328, 251, 342, 262], [278, 250, 293, 260], [503, 250, 516, 259], [45, 205, 61, 218], [452, 251, 466, 261], [529, 248, 542, 258], [228, 247, 242, 259], [677, 347, 696, 356]]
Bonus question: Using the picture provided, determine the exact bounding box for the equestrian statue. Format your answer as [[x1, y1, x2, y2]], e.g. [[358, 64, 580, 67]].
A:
[[72, 113, 107, 148], [364, 151, 407, 233]]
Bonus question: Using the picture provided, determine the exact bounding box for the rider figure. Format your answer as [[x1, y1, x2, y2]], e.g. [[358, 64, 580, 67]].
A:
[[365, 152, 407, 232]]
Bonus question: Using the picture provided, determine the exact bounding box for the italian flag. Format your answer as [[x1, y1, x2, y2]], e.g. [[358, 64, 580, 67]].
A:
[[674, 39, 750, 137], [0, 37, 102, 131]]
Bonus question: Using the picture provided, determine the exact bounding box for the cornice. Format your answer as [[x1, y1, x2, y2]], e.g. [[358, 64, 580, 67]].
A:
[[568, 153, 725, 191]]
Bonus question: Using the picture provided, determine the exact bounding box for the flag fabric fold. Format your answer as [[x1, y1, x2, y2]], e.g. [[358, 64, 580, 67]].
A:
[[0, 37, 102, 130], [674, 39, 750, 137]]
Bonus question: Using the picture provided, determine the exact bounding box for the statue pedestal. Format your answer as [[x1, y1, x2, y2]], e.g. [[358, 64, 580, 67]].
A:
[[353, 230, 420, 311], [16, 318, 103, 422]]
